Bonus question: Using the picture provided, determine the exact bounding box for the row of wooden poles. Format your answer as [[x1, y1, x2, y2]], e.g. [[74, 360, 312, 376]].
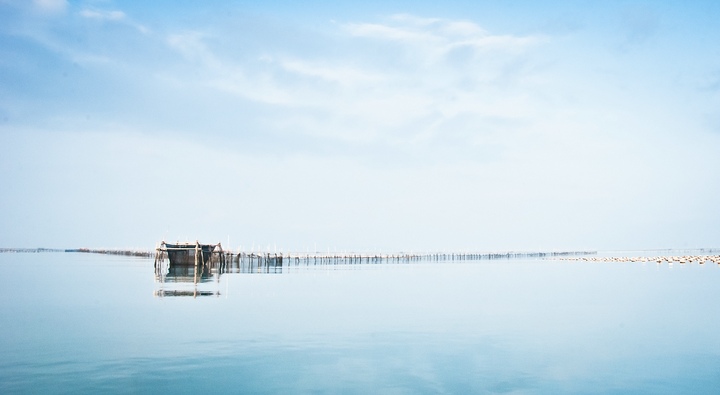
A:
[[189, 250, 599, 267], [154, 250, 600, 276]]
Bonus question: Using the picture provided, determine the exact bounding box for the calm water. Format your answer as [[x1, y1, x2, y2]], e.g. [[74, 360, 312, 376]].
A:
[[1, 251, 720, 394]]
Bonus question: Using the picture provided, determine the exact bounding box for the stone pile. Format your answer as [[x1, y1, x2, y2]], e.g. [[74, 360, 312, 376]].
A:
[[557, 255, 720, 264]]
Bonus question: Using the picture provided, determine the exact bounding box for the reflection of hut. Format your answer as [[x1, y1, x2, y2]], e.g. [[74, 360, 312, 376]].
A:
[[162, 263, 214, 283], [154, 289, 219, 297]]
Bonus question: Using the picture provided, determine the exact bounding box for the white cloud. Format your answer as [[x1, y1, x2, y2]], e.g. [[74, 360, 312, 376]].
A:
[[207, 72, 295, 105], [390, 14, 487, 37], [439, 20, 487, 37], [344, 15, 543, 57], [344, 22, 440, 44], [448, 35, 543, 52], [389, 14, 443, 27], [166, 32, 295, 105], [280, 59, 385, 85], [167, 31, 214, 63], [159, 15, 551, 148], [78, 8, 150, 34], [80, 9, 126, 21], [32, 0, 66, 13]]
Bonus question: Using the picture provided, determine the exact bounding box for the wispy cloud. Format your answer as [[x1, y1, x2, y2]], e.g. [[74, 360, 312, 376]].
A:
[[78, 7, 149, 34], [279, 59, 385, 85], [80, 9, 126, 21], [32, 0, 66, 14], [6, 5, 144, 67], [345, 22, 439, 44], [345, 14, 544, 58], [167, 31, 216, 64], [166, 32, 295, 105], [159, 14, 548, 148]]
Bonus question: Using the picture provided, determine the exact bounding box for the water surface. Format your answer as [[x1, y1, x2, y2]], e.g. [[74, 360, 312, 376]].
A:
[[1, 251, 719, 394]]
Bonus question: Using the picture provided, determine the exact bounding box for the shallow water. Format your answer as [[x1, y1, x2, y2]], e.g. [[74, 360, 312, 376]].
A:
[[1, 251, 719, 394]]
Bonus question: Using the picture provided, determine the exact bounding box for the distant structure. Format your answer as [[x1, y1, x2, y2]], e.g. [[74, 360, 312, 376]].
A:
[[155, 241, 224, 266]]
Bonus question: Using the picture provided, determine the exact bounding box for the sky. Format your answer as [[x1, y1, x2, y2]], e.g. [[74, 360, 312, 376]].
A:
[[1, 0, 719, 252]]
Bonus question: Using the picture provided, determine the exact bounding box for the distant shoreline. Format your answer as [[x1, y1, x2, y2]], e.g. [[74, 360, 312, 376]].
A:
[[0, 248, 597, 268], [0, 248, 65, 253], [0, 247, 152, 257], [2, 247, 719, 263], [1, 247, 595, 259]]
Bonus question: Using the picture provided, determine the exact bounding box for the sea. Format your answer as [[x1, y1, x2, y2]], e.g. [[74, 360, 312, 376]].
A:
[[1, 250, 719, 394]]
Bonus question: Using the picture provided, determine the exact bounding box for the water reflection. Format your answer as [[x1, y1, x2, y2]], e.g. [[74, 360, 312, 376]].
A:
[[153, 263, 217, 297], [154, 289, 220, 297], [151, 250, 604, 297], [153, 254, 284, 297], [152, 250, 602, 298]]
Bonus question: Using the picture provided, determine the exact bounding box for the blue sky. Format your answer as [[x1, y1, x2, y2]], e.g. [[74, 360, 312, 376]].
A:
[[1, 0, 719, 252]]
